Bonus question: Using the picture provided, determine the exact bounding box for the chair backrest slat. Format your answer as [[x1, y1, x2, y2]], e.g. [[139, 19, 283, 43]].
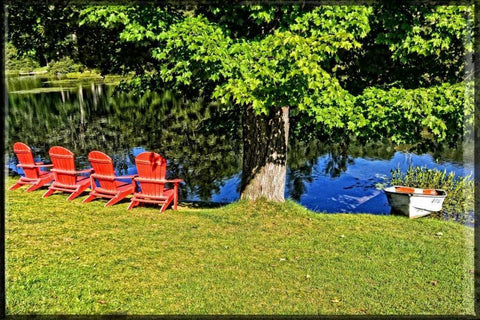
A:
[[88, 151, 117, 191], [135, 152, 167, 196], [49, 146, 77, 186], [13, 142, 40, 179]]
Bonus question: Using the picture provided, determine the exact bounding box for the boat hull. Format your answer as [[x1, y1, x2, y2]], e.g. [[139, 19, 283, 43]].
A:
[[384, 186, 447, 219]]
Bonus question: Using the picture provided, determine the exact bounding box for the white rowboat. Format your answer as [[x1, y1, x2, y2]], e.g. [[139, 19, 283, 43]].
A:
[[384, 186, 447, 219]]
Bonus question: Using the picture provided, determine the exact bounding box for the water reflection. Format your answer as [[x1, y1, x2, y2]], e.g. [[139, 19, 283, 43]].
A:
[[8, 76, 242, 201], [7, 76, 470, 213]]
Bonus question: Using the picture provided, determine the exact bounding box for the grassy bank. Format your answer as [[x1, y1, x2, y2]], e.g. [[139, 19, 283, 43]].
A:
[[7, 68, 128, 82], [5, 177, 474, 315]]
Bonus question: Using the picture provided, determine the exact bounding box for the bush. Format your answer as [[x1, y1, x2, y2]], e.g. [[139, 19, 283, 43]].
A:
[[390, 166, 474, 223], [48, 57, 84, 75], [6, 43, 40, 72]]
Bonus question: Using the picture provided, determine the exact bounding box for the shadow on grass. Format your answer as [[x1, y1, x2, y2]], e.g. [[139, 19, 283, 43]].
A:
[[82, 197, 229, 210], [178, 200, 230, 209], [83, 197, 230, 210], [8, 175, 232, 210]]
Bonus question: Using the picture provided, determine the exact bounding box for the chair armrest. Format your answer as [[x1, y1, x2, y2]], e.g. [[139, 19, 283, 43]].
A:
[[91, 173, 115, 181], [92, 173, 137, 181], [36, 164, 53, 168], [17, 164, 33, 168], [17, 163, 52, 168], [115, 174, 138, 180], [134, 177, 162, 184], [77, 168, 93, 174], [134, 177, 183, 184], [51, 168, 92, 175], [164, 179, 184, 184]]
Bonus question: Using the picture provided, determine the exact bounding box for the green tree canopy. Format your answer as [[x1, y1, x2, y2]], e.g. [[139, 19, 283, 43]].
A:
[[78, 4, 472, 144]]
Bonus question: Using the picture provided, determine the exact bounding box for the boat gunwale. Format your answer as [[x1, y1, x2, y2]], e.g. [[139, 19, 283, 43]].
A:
[[384, 186, 447, 198]]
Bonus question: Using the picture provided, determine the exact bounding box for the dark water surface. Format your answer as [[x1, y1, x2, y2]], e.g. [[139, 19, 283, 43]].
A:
[[7, 75, 473, 214]]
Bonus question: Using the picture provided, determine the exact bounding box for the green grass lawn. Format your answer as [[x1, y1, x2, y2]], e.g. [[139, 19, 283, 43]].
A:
[[5, 177, 474, 315]]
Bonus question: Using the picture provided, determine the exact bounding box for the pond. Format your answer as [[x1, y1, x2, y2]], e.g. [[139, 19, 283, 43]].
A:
[[7, 75, 473, 215]]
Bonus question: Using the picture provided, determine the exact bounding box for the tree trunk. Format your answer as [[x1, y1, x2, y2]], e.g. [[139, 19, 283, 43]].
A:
[[240, 105, 289, 202]]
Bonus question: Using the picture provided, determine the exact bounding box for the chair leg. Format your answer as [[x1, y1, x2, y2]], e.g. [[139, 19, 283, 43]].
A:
[[26, 182, 44, 192], [42, 188, 55, 198], [9, 181, 24, 191], [67, 191, 80, 201], [105, 194, 123, 207], [82, 194, 96, 204], [173, 183, 179, 210], [159, 197, 173, 213], [159, 203, 166, 213], [127, 201, 139, 210], [67, 184, 90, 201], [107, 189, 133, 207], [173, 192, 178, 210]]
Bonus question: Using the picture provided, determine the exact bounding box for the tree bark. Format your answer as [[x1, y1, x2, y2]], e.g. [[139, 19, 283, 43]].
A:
[[240, 105, 289, 202]]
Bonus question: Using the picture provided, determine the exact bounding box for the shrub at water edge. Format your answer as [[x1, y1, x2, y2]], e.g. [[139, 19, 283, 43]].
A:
[[48, 57, 84, 75]]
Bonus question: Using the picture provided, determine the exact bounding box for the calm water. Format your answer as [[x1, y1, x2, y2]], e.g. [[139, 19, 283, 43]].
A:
[[7, 75, 473, 214]]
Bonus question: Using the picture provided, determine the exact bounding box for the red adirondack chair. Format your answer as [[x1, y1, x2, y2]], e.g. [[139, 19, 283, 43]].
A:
[[43, 146, 92, 201], [9, 142, 54, 192], [128, 152, 183, 213], [83, 151, 137, 206]]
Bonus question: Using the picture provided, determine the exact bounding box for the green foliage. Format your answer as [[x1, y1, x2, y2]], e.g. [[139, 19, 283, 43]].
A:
[[153, 15, 231, 96], [77, 4, 470, 146], [390, 166, 474, 223], [76, 4, 472, 146], [197, 5, 299, 39], [331, 5, 473, 95], [131, 6, 369, 122], [79, 5, 180, 42], [214, 30, 356, 118], [6, 3, 80, 65], [6, 43, 40, 72], [374, 5, 473, 82], [79, 5, 372, 115], [376, 6, 473, 60], [48, 57, 84, 75], [353, 82, 472, 145], [7, 178, 474, 314], [78, 5, 182, 74], [290, 6, 372, 43]]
